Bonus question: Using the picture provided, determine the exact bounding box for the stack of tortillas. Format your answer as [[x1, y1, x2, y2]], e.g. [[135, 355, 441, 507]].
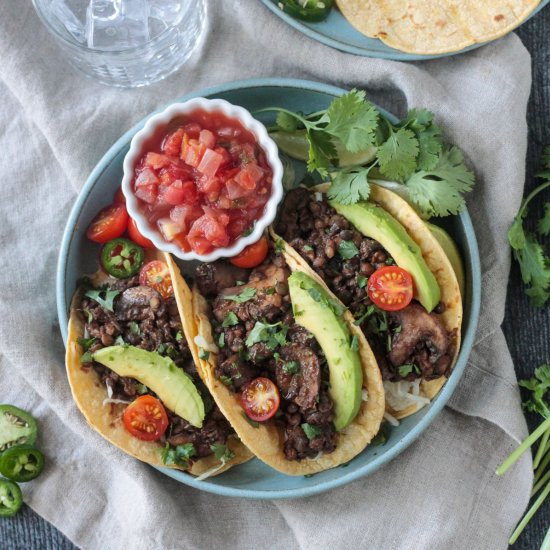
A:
[[335, 0, 541, 54]]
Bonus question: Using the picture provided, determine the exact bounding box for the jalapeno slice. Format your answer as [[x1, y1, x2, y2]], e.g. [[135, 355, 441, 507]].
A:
[[0, 445, 45, 483], [0, 405, 38, 453], [100, 238, 144, 279], [277, 0, 333, 22], [0, 479, 23, 517]]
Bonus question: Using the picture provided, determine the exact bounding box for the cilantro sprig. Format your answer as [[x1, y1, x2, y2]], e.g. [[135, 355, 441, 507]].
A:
[[497, 365, 550, 546], [262, 89, 474, 218], [508, 146, 550, 306]]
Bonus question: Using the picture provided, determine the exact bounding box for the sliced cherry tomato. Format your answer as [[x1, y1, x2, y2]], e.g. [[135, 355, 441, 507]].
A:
[[139, 260, 173, 299], [86, 203, 129, 244], [0, 445, 45, 482], [113, 187, 126, 204], [240, 377, 280, 422], [229, 235, 269, 268], [100, 238, 144, 278], [128, 218, 154, 248], [367, 266, 414, 311], [122, 395, 168, 441]]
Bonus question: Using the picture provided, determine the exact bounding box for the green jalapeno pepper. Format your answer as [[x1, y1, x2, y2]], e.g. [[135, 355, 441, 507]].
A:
[[100, 238, 144, 279], [0, 405, 38, 453], [277, 0, 333, 22], [0, 479, 23, 517], [0, 445, 45, 482]]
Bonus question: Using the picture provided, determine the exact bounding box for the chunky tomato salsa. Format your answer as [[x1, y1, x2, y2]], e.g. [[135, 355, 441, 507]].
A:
[[131, 109, 273, 255]]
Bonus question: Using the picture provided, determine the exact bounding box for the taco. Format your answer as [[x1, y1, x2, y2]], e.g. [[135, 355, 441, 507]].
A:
[[66, 249, 252, 477], [273, 184, 462, 421], [187, 245, 385, 475]]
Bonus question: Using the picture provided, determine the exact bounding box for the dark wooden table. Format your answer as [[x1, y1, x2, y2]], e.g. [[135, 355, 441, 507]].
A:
[[1, 8, 549, 549]]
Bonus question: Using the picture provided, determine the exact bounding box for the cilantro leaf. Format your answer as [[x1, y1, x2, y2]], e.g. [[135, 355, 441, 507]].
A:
[[416, 125, 443, 171], [538, 203, 550, 236], [350, 335, 359, 351], [324, 89, 379, 152], [77, 337, 96, 351], [405, 146, 474, 217], [223, 287, 256, 303], [338, 240, 359, 260], [222, 311, 239, 327], [276, 111, 300, 132], [241, 412, 259, 428], [513, 233, 550, 307], [245, 321, 288, 350], [508, 215, 527, 250], [211, 443, 235, 463], [199, 348, 210, 360], [328, 166, 371, 205], [402, 108, 434, 129], [377, 127, 419, 182], [307, 129, 336, 178], [129, 321, 140, 336], [357, 274, 368, 288], [282, 361, 300, 375], [519, 365, 550, 418], [84, 289, 120, 312], [301, 423, 323, 440], [80, 351, 93, 364], [161, 443, 196, 468], [398, 364, 420, 377]]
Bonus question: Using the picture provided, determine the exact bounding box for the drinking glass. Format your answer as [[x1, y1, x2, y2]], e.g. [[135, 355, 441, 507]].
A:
[[32, 0, 207, 88]]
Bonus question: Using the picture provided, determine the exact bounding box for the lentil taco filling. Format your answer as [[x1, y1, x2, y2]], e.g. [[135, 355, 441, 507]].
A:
[[79, 274, 234, 462], [195, 252, 338, 461], [275, 187, 454, 384]]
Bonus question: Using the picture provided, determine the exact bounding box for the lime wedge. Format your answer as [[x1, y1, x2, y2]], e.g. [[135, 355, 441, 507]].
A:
[[271, 130, 377, 167], [426, 222, 465, 298]]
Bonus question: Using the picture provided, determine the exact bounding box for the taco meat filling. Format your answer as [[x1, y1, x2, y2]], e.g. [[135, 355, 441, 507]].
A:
[[275, 188, 453, 382], [79, 275, 234, 460], [195, 253, 338, 461]]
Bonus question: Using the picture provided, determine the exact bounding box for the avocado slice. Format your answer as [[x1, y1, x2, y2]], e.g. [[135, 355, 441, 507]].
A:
[[329, 200, 441, 312], [271, 129, 377, 167], [93, 346, 205, 428], [288, 271, 362, 431], [426, 222, 465, 298]]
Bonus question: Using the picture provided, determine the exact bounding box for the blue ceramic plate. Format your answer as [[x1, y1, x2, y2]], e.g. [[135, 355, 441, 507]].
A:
[[57, 78, 481, 499], [259, 0, 550, 61]]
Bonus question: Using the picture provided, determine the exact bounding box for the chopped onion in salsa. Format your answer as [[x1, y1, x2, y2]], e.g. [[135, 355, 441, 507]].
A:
[[131, 109, 273, 255]]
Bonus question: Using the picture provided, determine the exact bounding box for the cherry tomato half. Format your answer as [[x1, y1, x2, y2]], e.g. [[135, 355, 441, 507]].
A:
[[128, 217, 154, 248], [240, 377, 280, 422], [229, 235, 269, 268], [367, 266, 414, 311], [113, 187, 126, 204], [122, 395, 168, 441], [139, 260, 173, 299], [86, 203, 129, 244]]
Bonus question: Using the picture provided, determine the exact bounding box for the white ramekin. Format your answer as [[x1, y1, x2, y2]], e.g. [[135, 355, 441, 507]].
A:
[[122, 97, 283, 262]]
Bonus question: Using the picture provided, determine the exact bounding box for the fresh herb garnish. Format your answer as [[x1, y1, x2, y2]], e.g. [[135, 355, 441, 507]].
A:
[[236, 280, 246, 286], [497, 365, 550, 545], [303, 245, 314, 252], [222, 311, 239, 327], [136, 383, 148, 395], [398, 364, 420, 377], [508, 147, 550, 306], [223, 287, 256, 303], [84, 289, 120, 312], [350, 335, 359, 352], [80, 351, 93, 364], [301, 423, 323, 440], [338, 240, 359, 260], [282, 361, 300, 375], [303, 284, 346, 316], [175, 331, 183, 342], [245, 321, 288, 350], [263, 90, 474, 218], [156, 343, 167, 355], [199, 348, 210, 361], [77, 337, 96, 351], [129, 321, 140, 336], [274, 239, 286, 253], [357, 274, 368, 288], [211, 443, 235, 463], [218, 332, 225, 348], [161, 442, 196, 469], [114, 335, 125, 346], [219, 375, 232, 387]]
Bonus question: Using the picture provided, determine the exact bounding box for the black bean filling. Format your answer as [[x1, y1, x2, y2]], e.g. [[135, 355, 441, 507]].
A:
[[196, 254, 337, 461], [79, 275, 233, 459], [275, 188, 453, 382]]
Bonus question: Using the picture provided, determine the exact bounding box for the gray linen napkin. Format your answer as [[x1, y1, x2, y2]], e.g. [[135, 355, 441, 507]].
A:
[[0, 1, 534, 548]]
